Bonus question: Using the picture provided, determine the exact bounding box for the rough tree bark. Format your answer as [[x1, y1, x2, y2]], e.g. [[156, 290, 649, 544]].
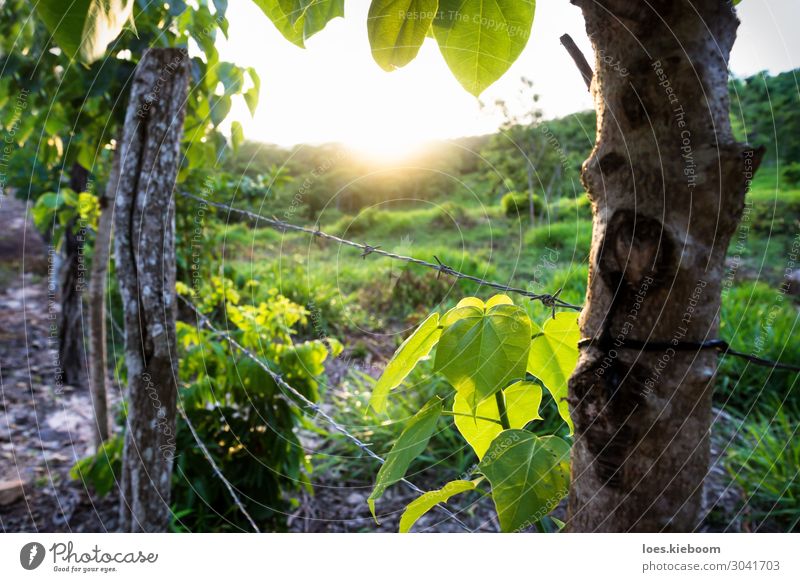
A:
[[58, 162, 89, 386], [87, 146, 121, 448], [114, 48, 188, 532], [566, 0, 762, 532]]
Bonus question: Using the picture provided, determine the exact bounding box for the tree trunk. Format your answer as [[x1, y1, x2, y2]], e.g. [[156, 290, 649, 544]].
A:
[[87, 147, 121, 448], [567, 0, 762, 532], [114, 48, 188, 532], [58, 162, 89, 386]]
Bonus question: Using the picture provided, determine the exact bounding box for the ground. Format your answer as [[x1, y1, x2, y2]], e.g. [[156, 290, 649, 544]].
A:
[[0, 195, 117, 532]]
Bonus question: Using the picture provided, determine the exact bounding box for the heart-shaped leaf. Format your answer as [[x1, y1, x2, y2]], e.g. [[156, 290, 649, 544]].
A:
[[528, 312, 580, 434], [435, 301, 531, 412], [479, 430, 570, 532]]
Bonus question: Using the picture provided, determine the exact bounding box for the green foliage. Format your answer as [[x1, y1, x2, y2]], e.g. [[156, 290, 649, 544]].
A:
[[730, 70, 800, 166], [173, 277, 342, 531], [501, 191, 543, 218], [479, 430, 570, 532], [432, 0, 536, 96], [718, 281, 799, 416], [368, 396, 443, 519], [69, 435, 124, 496], [453, 380, 541, 459], [399, 479, 477, 533], [253, 0, 344, 48], [723, 406, 800, 531], [369, 294, 578, 531], [528, 313, 581, 434], [368, 0, 437, 71], [35, 0, 134, 63], [526, 220, 593, 258], [32, 188, 100, 247], [370, 312, 441, 413]]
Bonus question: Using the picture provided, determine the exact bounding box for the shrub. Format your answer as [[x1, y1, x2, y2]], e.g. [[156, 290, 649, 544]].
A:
[[501, 191, 543, 218]]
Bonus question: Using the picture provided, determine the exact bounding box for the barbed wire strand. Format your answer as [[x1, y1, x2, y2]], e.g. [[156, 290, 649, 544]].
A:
[[178, 191, 581, 311], [178, 295, 475, 533], [178, 192, 800, 373], [177, 407, 262, 533]]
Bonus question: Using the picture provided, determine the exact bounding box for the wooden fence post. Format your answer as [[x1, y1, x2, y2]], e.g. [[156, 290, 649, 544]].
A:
[[113, 48, 188, 532]]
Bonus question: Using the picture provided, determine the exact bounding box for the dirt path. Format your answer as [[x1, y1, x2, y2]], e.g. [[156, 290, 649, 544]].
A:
[[0, 194, 117, 532]]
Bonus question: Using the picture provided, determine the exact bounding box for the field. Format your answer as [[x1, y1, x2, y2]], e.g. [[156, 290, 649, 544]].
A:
[[168, 128, 799, 532]]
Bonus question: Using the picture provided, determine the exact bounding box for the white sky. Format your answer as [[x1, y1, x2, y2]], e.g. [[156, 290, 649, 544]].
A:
[[217, 0, 800, 157]]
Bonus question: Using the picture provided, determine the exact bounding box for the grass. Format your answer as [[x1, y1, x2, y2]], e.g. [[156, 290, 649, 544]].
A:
[[723, 404, 800, 531], [180, 163, 799, 531]]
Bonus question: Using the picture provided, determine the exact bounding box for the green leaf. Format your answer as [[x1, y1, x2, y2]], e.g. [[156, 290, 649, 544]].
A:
[[432, 0, 536, 96], [528, 312, 580, 434], [254, 0, 344, 48], [479, 430, 570, 532], [399, 479, 475, 532], [434, 301, 531, 412], [370, 312, 441, 413], [230, 121, 244, 153], [368, 397, 443, 520], [35, 0, 135, 64], [453, 380, 541, 459], [244, 67, 261, 116], [367, 0, 438, 72]]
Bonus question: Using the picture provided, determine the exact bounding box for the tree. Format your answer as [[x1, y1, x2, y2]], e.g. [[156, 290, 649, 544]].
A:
[[482, 77, 550, 227], [565, 0, 760, 531]]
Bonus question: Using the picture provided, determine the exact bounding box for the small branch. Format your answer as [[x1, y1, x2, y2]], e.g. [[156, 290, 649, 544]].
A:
[[560, 33, 593, 91]]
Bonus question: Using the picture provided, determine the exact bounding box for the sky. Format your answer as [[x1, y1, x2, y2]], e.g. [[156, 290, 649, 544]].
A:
[[217, 0, 800, 158]]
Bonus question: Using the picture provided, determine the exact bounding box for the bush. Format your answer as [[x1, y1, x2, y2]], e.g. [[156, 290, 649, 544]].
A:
[[501, 191, 543, 218], [783, 163, 800, 188]]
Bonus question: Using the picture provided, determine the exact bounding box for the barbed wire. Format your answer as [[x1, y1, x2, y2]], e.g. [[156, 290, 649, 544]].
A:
[[178, 191, 581, 312], [178, 295, 475, 533], [177, 407, 262, 532], [178, 191, 799, 374]]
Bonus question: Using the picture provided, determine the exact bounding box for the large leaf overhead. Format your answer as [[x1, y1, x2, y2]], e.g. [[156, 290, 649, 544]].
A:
[[35, 0, 135, 64], [432, 0, 536, 96], [254, 0, 344, 48], [453, 380, 541, 459], [528, 312, 580, 434], [399, 479, 476, 532], [368, 397, 443, 519], [479, 430, 570, 532], [369, 312, 442, 413], [434, 301, 531, 412], [368, 0, 439, 71]]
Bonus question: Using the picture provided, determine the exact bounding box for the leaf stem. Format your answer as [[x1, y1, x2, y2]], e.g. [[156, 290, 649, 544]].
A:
[[441, 411, 503, 426], [495, 391, 511, 430]]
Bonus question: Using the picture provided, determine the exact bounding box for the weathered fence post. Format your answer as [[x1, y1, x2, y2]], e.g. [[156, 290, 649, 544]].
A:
[[87, 146, 121, 448], [114, 48, 188, 532]]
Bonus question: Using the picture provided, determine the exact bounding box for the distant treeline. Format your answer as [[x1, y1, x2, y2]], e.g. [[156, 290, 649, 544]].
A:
[[216, 69, 798, 219]]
